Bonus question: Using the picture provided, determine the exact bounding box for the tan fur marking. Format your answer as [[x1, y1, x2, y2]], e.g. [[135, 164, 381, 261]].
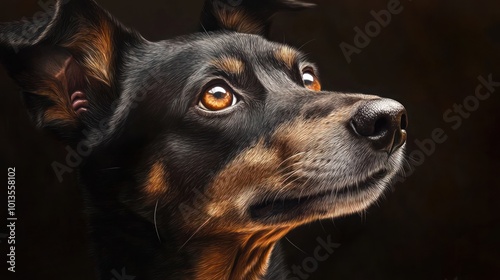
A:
[[63, 18, 114, 85], [274, 46, 298, 69], [194, 228, 291, 280], [205, 141, 283, 220], [212, 56, 245, 75], [44, 106, 76, 124], [216, 9, 263, 34], [38, 78, 77, 125], [145, 162, 168, 197], [234, 229, 290, 279]]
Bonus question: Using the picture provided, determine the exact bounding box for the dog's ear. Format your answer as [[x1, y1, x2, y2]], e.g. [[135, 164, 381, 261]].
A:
[[0, 0, 141, 139], [200, 0, 315, 36]]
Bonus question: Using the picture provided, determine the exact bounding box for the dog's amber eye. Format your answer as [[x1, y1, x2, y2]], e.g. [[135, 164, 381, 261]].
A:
[[302, 71, 321, 91], [199, 85, 236, 111]]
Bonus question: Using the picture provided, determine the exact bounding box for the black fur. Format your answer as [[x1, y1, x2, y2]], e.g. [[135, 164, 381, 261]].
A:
[[0, 1, 407, 279]]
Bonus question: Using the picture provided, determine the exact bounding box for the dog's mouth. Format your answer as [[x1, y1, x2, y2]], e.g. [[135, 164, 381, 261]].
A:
[[249, 169, 388, 221]]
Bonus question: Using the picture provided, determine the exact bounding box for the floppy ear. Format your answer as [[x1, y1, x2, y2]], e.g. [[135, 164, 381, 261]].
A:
[[200, 0, 315, 36], [0, 0, 141, 139]]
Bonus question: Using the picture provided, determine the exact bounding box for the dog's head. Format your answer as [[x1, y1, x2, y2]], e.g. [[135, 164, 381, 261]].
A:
[[0, 0, 406, 259]]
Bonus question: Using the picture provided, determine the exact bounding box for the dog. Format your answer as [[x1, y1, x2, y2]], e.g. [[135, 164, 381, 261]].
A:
[[0, 0, 407, 279]]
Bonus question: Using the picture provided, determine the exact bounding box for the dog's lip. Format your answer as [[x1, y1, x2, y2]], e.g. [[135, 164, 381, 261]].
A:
[[249, 169, 388, 220]]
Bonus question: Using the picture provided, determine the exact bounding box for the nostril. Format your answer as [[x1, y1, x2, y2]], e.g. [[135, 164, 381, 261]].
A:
[[400, 114, 407, 130], [373, 117, 389, 136]]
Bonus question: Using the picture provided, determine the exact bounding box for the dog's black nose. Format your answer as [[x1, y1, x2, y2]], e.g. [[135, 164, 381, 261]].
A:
[[350, 99, 408, 154]]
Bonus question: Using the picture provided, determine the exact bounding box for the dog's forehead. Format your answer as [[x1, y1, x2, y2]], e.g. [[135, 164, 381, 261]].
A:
[[121, 32, 308, 113], [191, 33, 284, 53], [167, 33, 304, 68]]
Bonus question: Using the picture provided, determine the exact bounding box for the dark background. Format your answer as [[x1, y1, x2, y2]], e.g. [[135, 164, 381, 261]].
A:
[[1, 0, 499, 279]]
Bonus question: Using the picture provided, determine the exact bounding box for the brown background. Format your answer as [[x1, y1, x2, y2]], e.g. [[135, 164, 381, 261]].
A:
[[1, 0, 499, 279]]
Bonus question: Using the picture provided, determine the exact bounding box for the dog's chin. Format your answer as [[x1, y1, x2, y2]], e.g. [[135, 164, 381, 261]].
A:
[[248, 149, 405, 225]]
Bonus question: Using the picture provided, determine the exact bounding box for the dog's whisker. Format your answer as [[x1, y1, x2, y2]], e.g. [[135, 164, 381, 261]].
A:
[[277, 161, 305, 174], [270, 174, 312, 210], [271, 174, 304, 207], [271, 186, 292, 208], [297, 38, 316, 51], [318, 220, 327, 233], [200, 22, 209, 35], [279, 168, 304, 185], [285, 236, 307, 255], [154, 200, 162, 243], [269, 170, 309, 209], [276, 152, 305, 170], [100, 167, 121, 171], [178, 217, 212, 252], [278, 174, 299, 189], [296, 177, 313, 204]]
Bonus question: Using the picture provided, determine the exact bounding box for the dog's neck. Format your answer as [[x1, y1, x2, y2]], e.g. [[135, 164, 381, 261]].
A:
[[80, 160, 290, 279], [87, 206, 290, 279], [189, 229, 291, 279]]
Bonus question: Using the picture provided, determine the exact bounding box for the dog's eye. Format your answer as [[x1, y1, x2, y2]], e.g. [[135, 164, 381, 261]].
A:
[[302, 70, 321, 91], [199, 85, 237, 111]]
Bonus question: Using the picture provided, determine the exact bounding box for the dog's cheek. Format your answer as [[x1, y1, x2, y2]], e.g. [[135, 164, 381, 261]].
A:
[[124, 161, 172, 221], [143, 161, 170, 201], [204, 142, 284, 225]]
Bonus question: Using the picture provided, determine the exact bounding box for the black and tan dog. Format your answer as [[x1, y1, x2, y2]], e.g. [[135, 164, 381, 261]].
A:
[[0, 0, 407, 279]]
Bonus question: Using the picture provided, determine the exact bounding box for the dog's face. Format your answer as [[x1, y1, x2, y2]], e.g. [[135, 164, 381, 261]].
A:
[[129, 33, 407, 235], [0, 0, 406, 240]]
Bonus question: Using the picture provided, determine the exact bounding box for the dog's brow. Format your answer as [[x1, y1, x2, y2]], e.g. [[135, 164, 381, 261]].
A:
[[274, 46, 299, 69], [211, 56, 245, 76]]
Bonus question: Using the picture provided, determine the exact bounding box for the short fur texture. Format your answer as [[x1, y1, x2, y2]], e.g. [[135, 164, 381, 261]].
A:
[[0, 1, 407, 279]]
